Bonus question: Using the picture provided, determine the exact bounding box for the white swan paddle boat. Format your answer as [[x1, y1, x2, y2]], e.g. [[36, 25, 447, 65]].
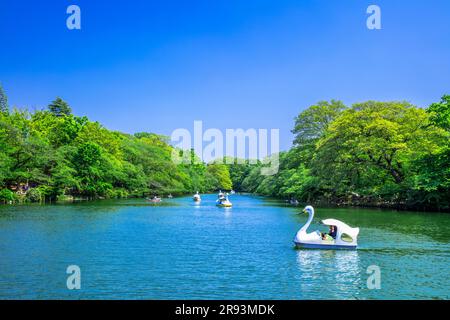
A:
[[294, 206, 359, 250], [146, 196, 162, 203], [216, 197, 232, 207], [193, 191, 201, 202], [216, 191, 232, 207]]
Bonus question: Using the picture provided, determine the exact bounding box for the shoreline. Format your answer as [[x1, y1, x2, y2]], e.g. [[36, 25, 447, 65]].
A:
[[1, 192, 449, 213]]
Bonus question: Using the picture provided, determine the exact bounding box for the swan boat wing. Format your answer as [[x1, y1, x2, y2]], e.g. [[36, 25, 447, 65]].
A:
[[321, 219, 360, 240]]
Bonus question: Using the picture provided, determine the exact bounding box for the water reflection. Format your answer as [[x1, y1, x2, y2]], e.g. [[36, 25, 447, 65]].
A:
[[296, 250, 361, 299], [334, 250, 362, 298], [222, 207, 232, 218]]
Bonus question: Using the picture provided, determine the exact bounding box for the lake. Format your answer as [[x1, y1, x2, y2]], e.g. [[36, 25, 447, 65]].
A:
[[0, 194, 448, 299]]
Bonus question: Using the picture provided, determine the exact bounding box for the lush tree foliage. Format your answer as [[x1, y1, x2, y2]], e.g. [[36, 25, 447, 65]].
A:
[[413, 95, 450, 208], [0, 93, 232, 203], [206, 163, 233, 191], [2, 86, 448, 211], [428, 95, 450, 130], [292, 100, 346, 164], [230, 97, 450, 211], [48, 97, 72, 117]]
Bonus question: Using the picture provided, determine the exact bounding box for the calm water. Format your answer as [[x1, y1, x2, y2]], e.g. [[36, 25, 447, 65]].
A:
[[0, 194, 449, 300]]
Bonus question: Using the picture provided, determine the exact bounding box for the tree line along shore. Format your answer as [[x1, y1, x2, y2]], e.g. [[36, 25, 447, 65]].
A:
[[0, 84, 449, 211], [229, 96, 450, 212]]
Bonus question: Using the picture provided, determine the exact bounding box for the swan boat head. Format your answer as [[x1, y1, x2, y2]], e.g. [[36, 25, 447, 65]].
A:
[[302, 205, 314, 215]]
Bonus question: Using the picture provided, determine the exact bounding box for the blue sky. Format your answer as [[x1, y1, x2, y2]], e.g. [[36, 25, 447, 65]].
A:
[[1, 0, 450, 151]]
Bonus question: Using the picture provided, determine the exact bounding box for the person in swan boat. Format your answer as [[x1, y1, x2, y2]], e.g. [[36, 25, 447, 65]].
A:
[[321, 225, 337, 241]]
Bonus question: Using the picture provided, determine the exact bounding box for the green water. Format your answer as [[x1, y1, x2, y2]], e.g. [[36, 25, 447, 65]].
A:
[[0, 194, 448, 299]]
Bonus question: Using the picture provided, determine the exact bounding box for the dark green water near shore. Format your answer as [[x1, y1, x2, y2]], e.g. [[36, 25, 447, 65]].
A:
[[0, 194, 448, 299]]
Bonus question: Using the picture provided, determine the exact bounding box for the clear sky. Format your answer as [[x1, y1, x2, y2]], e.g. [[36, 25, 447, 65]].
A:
[[1, 0, 449, 151]]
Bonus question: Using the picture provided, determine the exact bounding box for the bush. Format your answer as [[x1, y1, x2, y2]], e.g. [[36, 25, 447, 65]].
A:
[[26, 188, 43, 202], [0, 189, 17, 203], [105, 188, 129, 199]]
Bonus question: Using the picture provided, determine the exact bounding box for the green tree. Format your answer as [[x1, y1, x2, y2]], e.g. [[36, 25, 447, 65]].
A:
[[313, 101, 446, 201], [413, 95, 450, 209], [227, 158, 253, 192], [427, 95, 450, 131], [0, 189, 16, 204], [206, 163, 233, 190], [48, 97, 72, 117], [292, 100, 346, 164], [0, 83, 8, 113]]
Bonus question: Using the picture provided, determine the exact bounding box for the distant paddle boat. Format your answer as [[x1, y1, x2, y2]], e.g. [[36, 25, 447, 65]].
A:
[[147, 196, 162, 203], [193, 191, 201, 202], [216, 196, 232, 207], [294, 206, 359, 250], [216, 191, 232, 207]]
